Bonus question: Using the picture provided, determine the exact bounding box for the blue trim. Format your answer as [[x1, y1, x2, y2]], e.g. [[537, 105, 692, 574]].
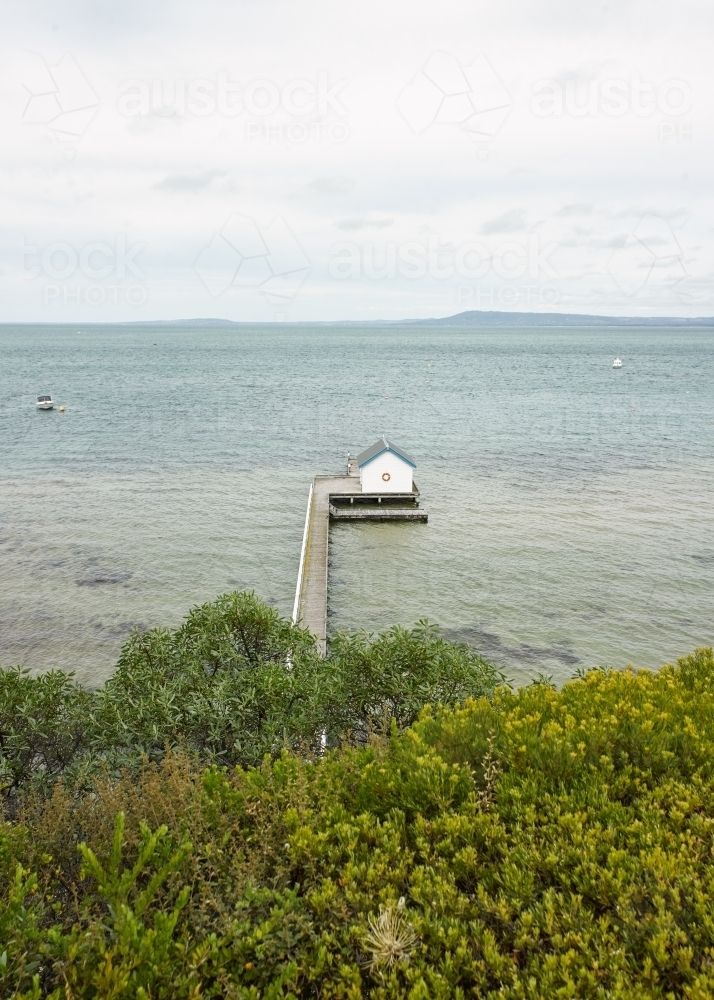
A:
[[358, 445, 417, 470]]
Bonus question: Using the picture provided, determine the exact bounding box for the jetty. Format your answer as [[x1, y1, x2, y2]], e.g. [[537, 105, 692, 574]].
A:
[[292, 448, 427, 654]]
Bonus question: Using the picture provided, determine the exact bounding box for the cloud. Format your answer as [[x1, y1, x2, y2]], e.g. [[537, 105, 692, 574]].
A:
[[335, 218, 393, 231], [555, 203, 593, 217], [551, 60, 618, 87], [153, 170, 226, 192], [480, 209, 526, 234], [302, 177, 355, 196], [4, 1, 711, 321], [558, 233, 627, 249]]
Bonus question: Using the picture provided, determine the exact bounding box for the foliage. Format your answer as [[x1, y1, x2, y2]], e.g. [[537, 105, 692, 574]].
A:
[[0, 591, 503, 799], [0, 666, 93, 799], [89, 598, 330, 771], [1, 646, 714, 997], [55, 812, 193, 999], [327, 620, 499, 739]]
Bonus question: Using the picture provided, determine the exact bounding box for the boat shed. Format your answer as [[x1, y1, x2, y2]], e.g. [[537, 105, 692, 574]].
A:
[[356, 436, 417, 493]]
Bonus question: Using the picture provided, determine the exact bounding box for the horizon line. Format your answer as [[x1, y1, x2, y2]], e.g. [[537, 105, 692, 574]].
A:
[[2, 308, 714, 328]]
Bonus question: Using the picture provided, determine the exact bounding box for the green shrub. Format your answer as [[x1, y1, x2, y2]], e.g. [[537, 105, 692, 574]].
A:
[[0, 667, 93, 801], [328, 620, 500, 739], [0, 592, 504, 795], [3, 647, 714, 997], [89, 607, 330, 771]]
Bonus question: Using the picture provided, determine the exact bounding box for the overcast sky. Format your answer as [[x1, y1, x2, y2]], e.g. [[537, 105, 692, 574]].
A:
[[1, 0, 711, 322]]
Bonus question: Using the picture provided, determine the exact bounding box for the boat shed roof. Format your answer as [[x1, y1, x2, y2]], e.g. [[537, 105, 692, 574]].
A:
[[356, 436, 417, 469]]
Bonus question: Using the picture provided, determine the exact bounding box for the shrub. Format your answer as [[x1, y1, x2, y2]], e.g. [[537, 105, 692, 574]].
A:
[[3, 647, 714, 997], [328, 620, 502, 739], [0, 667, 93, 803], [89, 609, 330, 771], [0, 592, 504, 796]]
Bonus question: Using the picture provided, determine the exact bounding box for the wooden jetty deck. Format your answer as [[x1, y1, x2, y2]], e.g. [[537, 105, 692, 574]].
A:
[[292, 461, 427, 653], [328, 503, 428, 522]]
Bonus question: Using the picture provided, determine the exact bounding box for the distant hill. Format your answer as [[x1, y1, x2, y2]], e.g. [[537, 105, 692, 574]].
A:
[[400, 310, 714, 327], [131, 318, 242, 327], [137, 310, 714, 328], [4, 311, 713, 329]]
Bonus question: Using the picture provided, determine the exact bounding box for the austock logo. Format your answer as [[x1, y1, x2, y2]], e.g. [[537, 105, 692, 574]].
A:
[[117, 72, 349, 144], [21, 53, 99, 140], [531, 73, 692, 119], [397, 51, 512, 152], [195, 214, 310, 305], [607, 215, 688, 299], [24, 236, 147, 306], [329, 235, 558, 281]]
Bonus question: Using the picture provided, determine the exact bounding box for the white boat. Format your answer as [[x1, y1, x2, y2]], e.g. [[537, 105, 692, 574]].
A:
[[36, 394, 54, 409], [613, 358, 623, 368]]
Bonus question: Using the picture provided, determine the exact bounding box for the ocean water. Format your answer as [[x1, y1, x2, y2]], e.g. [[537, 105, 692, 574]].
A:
[[1, 322, 712, 688]]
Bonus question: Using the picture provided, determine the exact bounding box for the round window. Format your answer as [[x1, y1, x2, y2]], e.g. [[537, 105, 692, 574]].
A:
[[382, 472, 391, 482]]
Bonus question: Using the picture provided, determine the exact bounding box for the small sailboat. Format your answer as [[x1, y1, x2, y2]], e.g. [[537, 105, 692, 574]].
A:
[[36, 394, 54, 409], [613, 357, 623, 368]]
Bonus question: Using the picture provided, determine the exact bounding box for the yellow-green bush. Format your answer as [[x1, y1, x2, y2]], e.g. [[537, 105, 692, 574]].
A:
[[2, 647, 714, 998]]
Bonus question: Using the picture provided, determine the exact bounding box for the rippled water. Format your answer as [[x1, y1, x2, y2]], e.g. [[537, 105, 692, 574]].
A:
[[1, 323, 712, 686]]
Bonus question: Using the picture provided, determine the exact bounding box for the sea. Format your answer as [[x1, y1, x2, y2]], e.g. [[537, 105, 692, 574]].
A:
[[1, 322, 712, 688]]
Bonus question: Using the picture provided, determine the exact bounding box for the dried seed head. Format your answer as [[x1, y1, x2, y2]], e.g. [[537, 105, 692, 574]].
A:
[[364, 901, 418, 973]]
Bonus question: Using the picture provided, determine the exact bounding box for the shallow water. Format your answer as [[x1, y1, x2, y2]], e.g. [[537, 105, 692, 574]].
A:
[[1, 323, 712, 686]]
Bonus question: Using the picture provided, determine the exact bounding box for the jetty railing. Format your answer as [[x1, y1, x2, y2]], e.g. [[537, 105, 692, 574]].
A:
[[292, 481, 314, 624]]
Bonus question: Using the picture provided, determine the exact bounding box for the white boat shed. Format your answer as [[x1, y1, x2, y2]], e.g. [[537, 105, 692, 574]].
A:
[[356, 436, 416, 493]]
